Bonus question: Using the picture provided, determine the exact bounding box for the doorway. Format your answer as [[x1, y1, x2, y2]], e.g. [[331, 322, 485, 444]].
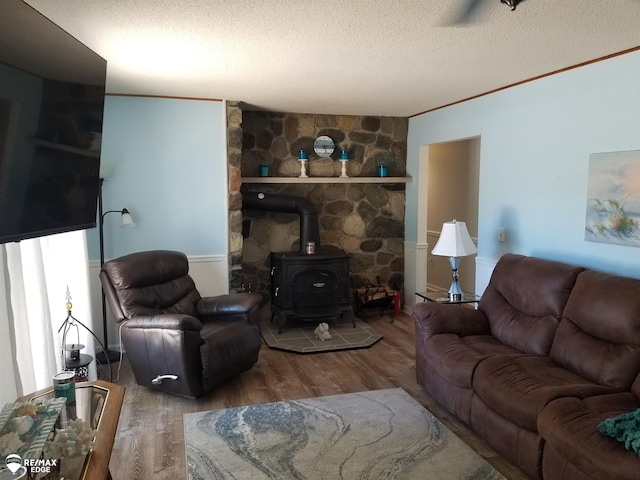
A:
[[426, 137, 480, 294]]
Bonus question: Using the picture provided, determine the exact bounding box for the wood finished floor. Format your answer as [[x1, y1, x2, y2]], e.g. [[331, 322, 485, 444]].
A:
[[98, 312, 530, 480]]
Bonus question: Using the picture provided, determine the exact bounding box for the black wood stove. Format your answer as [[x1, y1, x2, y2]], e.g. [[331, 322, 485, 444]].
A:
[[270, 250, 353, 333], [242, 190, 354, 333]]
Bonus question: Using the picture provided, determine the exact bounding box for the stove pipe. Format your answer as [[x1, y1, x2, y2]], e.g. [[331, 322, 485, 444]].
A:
[[242, 191, 321, 252]]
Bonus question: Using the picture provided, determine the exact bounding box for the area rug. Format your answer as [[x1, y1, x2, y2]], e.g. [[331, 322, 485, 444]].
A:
[[184, 388, 505, 480], [260, 313, 382, 354]]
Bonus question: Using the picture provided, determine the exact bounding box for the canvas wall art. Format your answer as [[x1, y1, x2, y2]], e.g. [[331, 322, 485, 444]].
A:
[[585, 150, 640, 247]]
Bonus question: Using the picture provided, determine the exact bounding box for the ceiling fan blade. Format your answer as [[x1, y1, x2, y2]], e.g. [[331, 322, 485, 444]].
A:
[[445, 0, 487, 26]]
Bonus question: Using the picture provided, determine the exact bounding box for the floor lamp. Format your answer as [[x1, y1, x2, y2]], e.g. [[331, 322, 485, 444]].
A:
[[96, 178, 135, 364]]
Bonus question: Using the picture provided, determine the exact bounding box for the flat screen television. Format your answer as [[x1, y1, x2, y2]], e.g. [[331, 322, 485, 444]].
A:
[[0, 0, 106, 244]]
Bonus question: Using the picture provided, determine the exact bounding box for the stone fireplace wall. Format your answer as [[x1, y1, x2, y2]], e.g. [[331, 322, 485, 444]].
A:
[[236, 110, 408, 306], [226, 102, 244, 291]]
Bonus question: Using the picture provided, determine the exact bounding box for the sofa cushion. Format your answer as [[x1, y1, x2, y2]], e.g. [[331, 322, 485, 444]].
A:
[[550, 270, 640, 389], [479, 254, 584, 356], [473, 355, 614, 432], [539, 393, 640, 480], [425, 334, 521, 388]]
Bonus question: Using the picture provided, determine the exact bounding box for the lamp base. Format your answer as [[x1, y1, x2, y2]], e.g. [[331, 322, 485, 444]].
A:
[[447, 260, 463, 301], [96, 349, 121, 364]]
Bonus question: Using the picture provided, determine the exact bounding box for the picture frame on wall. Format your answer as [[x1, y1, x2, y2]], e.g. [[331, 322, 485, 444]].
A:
[[585, 150, 640, 247]]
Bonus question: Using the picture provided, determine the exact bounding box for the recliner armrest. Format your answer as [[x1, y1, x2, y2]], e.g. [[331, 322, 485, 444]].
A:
[[197, 293, 262, 317], [412, 302, 490, 340], [124, 314, 203, 331]]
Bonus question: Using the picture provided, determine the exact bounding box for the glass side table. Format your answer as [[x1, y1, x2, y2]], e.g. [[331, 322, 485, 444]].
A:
[[415, 291, 481, 305], [15, 380, 124, 480]]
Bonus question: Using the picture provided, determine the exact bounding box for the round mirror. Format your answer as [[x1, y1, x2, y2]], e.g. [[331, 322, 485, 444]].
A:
[[313, 135, 335, 158]]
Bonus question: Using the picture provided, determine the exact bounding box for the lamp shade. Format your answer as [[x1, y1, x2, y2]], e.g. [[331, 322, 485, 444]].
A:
[[431, 220, 477, 257], [120, 208, 135, 227]]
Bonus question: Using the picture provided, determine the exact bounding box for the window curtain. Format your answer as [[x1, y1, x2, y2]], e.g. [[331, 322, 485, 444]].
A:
[[0, 230, 97, 405]]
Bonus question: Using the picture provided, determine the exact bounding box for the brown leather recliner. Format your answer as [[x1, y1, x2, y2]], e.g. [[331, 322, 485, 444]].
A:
[[100, 250, 262, 398]]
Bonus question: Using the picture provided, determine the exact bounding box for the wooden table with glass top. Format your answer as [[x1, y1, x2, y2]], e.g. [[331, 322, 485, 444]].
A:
[[17, 380, 124, 480], [415, 290, 481, 305]]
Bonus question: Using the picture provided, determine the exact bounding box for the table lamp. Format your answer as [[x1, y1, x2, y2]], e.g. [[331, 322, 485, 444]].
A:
[[431, 220, 477, 301]]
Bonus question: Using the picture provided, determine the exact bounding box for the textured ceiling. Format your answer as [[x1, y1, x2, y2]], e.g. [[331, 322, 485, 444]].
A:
[[23, 0, 640, 117]]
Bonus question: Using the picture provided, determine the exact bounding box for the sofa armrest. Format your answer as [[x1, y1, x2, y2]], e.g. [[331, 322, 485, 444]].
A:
[[124, 314, 203, 331], [411, 302, 491, 340], [197, 293, 262, 318]]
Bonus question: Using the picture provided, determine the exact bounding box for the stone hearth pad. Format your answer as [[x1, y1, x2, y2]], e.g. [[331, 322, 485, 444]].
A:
[[260, 312, 382, 354]]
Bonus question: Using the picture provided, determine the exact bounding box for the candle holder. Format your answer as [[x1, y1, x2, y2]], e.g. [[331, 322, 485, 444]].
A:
[[58, 287, 104, 381], [298, 149, 308, 178], [339, 150, 349, 178], [299, 160, 308, 178]]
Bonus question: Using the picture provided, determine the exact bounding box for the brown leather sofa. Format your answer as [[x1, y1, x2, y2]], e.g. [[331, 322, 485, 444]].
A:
[[100, 250, 263, 398], [412, 253, 640, 480]]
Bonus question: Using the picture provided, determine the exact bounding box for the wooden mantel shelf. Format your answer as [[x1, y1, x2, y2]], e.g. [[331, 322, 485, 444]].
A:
[[242, 176, 412, 184]]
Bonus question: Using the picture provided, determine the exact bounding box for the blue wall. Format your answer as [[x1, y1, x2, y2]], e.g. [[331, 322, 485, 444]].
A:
[[86, 96, 228, 260], [407, 50, 640, 278]]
